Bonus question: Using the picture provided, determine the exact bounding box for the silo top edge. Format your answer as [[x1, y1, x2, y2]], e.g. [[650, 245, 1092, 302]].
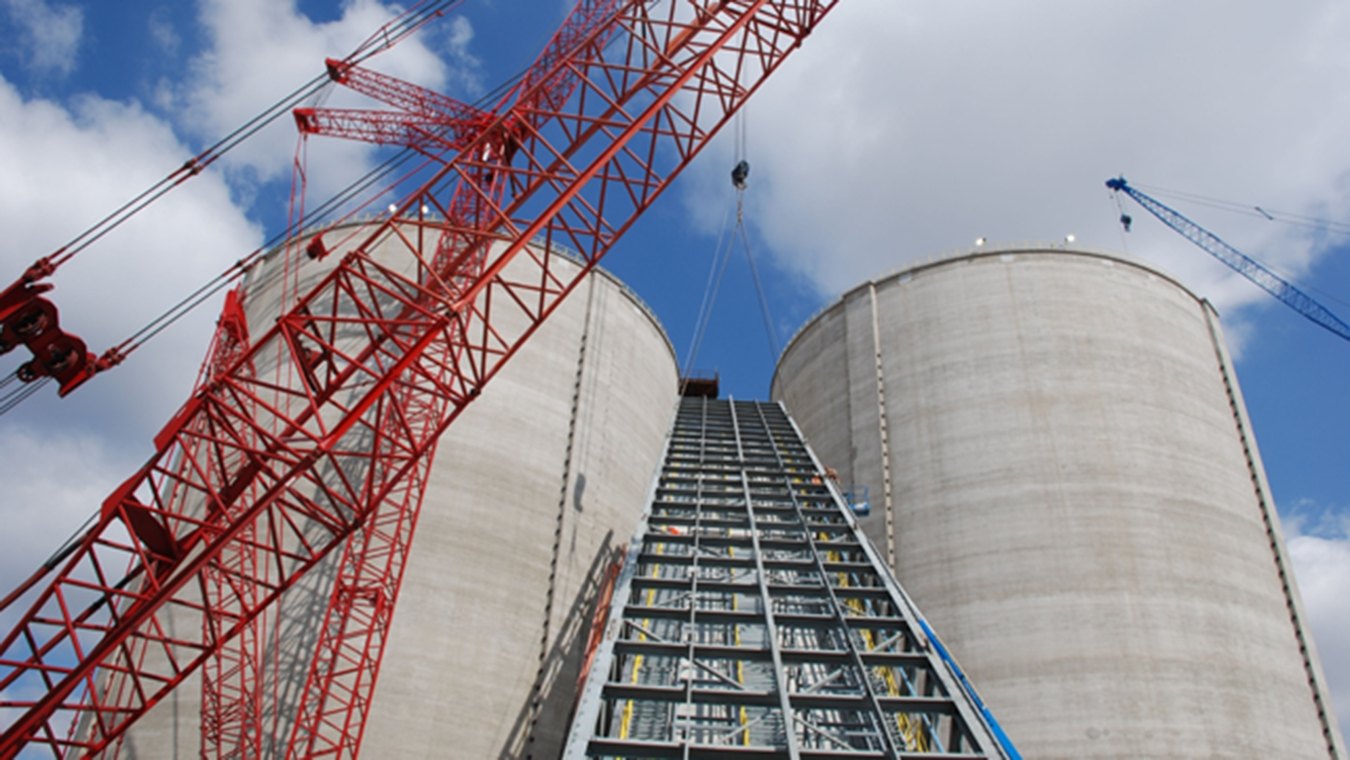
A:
[[771, 246, 1212, 393]]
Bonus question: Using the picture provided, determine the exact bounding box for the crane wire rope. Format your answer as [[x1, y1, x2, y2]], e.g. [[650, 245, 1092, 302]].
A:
[[1134, 182, 1350, 236], [733, 107, 782, 360], [738, 210, 781, 360], [0, 376, 50, 416], [682, 204, 737, 376], [681, 109, 781, 375]]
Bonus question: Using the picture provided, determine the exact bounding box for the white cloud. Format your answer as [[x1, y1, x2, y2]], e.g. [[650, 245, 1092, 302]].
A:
[[1287, 511, 1350, 745], [147, 6, 182, 58], [169, 0, 476, 205], [0, 0, 83, 78], [683, 0, 1350, 326]]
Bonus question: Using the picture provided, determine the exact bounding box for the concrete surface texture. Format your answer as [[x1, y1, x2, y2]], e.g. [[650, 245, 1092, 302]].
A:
[[118, 222, 679, 758], [772, 248, 1346, 759]]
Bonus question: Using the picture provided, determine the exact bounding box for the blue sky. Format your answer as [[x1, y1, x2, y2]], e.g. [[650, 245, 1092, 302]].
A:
[[0, 0, 1347, 745]]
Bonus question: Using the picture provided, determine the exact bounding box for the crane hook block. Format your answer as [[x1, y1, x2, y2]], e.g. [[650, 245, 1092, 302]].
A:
[[731, 160, 749, 189]]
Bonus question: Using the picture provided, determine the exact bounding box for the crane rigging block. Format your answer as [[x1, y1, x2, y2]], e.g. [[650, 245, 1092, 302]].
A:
[[0, 277, 98, 396]]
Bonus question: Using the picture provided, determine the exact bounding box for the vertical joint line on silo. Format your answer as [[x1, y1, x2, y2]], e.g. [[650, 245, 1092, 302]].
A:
[[1202, 305, 1344, 758], [528, 274, 595, 746], [869, 283, 897, 567]]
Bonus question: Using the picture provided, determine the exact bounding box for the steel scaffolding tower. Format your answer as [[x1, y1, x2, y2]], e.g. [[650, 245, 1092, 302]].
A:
[[566, 398, 1019, 759]]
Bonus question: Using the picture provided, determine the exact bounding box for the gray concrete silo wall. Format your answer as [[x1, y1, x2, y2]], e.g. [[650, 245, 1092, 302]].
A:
[[772, 248, 1344, 759], [117, 223, 678, 758]]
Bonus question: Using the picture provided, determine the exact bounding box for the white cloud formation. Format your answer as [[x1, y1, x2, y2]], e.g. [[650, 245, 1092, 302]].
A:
[[683, 0, 1350, 329], [0, 0, 83, 78], [169, 0, 478, 206], [1286, 509, 1350, 744], [0, 425, 125, 622], [147, 6, 183, 58]]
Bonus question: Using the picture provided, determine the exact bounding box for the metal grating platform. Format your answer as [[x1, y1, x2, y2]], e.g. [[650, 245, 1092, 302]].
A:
[[565, 399, 1019, 759]]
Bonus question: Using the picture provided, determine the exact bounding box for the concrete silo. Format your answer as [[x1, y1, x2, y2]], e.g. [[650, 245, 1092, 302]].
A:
[[772, 247, 1345, 759], [116, 222, 679, 758]]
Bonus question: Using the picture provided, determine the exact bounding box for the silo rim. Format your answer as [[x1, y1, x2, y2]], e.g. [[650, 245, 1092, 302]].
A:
[[771, 246, 1215, 392]]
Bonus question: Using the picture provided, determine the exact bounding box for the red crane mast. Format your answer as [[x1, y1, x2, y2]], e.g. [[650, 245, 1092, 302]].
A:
[[0, 1, 840, 756]]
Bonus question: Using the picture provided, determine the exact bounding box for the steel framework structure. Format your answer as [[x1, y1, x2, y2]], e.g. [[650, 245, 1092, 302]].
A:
[[566, 398, 1020, 759], [0, 1, 842, 756]]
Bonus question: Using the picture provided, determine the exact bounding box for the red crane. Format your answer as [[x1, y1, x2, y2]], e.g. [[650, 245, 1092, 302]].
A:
[[0, 0, 841, 757]]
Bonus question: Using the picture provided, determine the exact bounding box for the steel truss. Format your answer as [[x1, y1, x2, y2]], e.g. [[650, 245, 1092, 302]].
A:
[[0, 1, 841, 756], [565, 399, 1020, 759]]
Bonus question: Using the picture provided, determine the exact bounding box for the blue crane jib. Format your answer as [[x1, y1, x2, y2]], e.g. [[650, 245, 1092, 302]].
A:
[[1106, 177, 1350, 344]]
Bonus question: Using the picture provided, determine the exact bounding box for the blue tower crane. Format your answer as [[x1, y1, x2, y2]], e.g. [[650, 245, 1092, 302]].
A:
[[1106, 177, 1350, 343]]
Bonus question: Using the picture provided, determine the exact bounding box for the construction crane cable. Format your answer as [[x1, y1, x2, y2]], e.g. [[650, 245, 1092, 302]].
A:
[[47, 72, 330, 273], [683, 202, 737, 376], [738, 215, 781, 359], [0, 378, 49, 418], [683, 110, 782, 372], [120, 145, 442, 354], [1132, 182, 1350, 236], [731, 109, 781, 360]]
